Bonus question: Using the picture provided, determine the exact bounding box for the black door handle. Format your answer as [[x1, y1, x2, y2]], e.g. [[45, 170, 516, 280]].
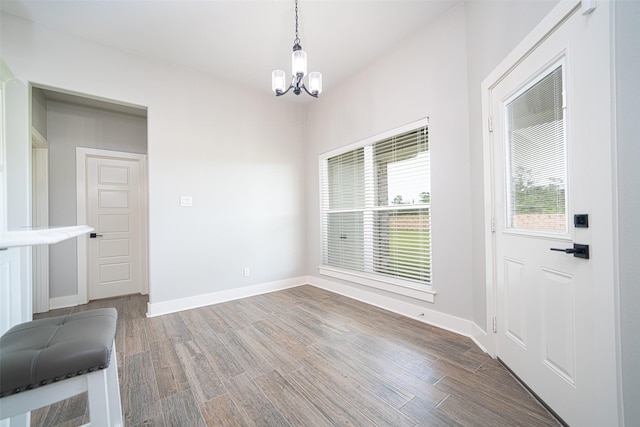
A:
[[550, 248, 577, 254], [550, 243, 589, 259], [89, 233, 104, 238]]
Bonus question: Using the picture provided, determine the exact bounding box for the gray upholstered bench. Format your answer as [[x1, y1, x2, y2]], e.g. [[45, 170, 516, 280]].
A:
[[0, 308, 123, 426]]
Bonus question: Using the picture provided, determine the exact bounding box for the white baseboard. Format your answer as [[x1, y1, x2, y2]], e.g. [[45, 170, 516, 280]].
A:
[[49, 294, 79, 310], [470, 322, 491, 355], [306, 274, 490, 352], [46, 275, 491, 355], [146, 276, 308, 317]]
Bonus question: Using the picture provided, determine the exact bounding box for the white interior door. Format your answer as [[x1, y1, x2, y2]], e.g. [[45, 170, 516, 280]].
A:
[[86, 154, 142, 300], [488, 3, 617, 426]]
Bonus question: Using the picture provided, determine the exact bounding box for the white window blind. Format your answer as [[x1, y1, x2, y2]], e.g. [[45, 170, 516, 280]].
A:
[[320, 124, 431, 286], [506, 61, 567, 233]]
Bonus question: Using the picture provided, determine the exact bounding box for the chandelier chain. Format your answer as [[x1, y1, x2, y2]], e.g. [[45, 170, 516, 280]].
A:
[[294, 0, 300, 45]]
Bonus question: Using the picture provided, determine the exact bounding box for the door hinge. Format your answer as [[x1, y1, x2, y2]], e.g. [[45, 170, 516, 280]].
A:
[[491, 217, 496, 232], [492, 316, 498, 333], [488, 117, 494, 133]]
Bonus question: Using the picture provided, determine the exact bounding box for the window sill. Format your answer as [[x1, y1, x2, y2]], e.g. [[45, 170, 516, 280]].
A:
[[318, 266, 436, 303]]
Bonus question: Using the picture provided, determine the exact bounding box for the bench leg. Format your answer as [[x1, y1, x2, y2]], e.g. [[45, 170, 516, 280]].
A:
[[106, 345, 123, 426], [87, 369, 110, 427], [5, 413, 29, 427], [86, 342, 123, 427]]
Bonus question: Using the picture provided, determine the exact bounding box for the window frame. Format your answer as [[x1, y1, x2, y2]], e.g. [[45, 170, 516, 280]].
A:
[[503, 58, 570, 239], [318, 118, 436, 303]]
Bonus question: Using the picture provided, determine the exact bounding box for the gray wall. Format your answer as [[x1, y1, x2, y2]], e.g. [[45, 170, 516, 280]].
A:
[[615, 1, 640, 424], [2, 10, 308, 306], [304, 1, 560, 327], [306, 5, 474, 319], [463, 0, 559, 329], [47, 101, 147, 298], [4, 3, 637, 421]]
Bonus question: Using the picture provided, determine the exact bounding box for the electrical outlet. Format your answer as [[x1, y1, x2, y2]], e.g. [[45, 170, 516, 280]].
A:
[[244, 267, 250, 277]]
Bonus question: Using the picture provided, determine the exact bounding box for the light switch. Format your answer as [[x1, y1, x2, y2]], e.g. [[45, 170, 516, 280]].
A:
[[180, 196, 193, 207]]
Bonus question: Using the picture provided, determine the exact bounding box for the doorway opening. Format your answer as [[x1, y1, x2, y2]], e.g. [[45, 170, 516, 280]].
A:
[[30, 85, 149, 311]]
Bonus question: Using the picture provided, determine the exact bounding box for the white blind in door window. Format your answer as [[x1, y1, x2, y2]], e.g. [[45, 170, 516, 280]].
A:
[[321, 124, 431, 285], [506, 62, 567, 233]]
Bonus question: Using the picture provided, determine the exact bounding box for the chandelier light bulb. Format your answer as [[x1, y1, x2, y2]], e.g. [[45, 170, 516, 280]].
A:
[[308, 72, 322, 94], [292, 48, 307, 76], [272, 70, 286, 93]]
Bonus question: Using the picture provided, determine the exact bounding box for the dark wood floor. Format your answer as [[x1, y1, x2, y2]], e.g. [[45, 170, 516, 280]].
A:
[[31, 285, 559, 426]]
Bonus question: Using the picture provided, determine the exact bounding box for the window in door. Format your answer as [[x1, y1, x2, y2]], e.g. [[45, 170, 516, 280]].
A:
[[505, 60, 567, 233]]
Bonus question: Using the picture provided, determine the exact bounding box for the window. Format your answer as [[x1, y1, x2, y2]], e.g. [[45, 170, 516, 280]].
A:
[[505, 60, 567, 233], [319, 120, 433, 299]]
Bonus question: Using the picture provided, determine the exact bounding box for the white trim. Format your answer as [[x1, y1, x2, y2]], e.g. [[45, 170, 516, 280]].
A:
[[318, 266, 435, 303], [30, 127, 47, 149], [609, 1, 624, 423], [1, 248, 23, 336], [49, 294, 80, 310], [320, 117, 429, 159], [144, 275, 487, 356], [501, 228, 572, 242], [326, 204, 431, 215], [482, 1, 579, 91], [146, 276, 308, 317], [318, 119, 433, 299], [307, 275, 485, 350], [76, 147, 148, 305], [31, 129, 49, 313], [139, 155, 149, 295], [30, 82, 146, 117], [76, 148, 88, 305], [470, 322, 490, 354], [1, 79, 6, 234]]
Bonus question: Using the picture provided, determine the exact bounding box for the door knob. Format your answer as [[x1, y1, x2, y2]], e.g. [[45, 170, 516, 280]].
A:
[[89, 233, 104, 238], [550, 243, 589, 259]]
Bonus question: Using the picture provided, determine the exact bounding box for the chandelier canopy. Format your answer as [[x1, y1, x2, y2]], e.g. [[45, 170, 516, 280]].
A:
[[272, 0, 322, 98]]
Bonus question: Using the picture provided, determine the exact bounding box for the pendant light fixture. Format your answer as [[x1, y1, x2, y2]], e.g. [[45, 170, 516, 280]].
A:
[[272, 0, 322, 98]]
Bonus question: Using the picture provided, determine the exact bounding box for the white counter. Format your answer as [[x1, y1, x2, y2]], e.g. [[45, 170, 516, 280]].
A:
[[0, 225, 94, 249]]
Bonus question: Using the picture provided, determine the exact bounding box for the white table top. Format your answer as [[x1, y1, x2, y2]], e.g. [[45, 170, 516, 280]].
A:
[[0, 225, 94, 249]]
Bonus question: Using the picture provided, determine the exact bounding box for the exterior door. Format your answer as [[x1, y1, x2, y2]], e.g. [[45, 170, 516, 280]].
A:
[[86, 153, 142, 300], [488, 3, 617, 426]]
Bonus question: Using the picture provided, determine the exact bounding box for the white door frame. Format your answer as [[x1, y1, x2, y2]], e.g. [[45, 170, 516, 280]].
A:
[[482, 0, 583, 358], [481, 0, 620, 423], [31, 127, 49, 313], [76, 147, 148, 304]]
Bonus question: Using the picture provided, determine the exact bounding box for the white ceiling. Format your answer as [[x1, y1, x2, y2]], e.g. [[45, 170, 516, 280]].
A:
[[1, 0, 461, 102]]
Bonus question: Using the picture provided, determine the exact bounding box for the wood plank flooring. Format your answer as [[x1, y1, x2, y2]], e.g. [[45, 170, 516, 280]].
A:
[[30, 285, 560, 426]]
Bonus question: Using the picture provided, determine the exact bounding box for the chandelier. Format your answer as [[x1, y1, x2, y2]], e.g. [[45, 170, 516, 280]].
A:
[[271, 0, 322, 98]]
